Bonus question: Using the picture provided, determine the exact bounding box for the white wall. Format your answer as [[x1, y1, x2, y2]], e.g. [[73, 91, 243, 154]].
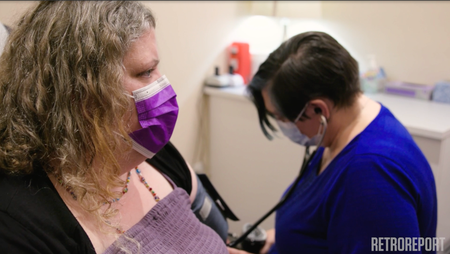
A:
[[321, 1, 450, 85], [0, 1, 35, 26], [234, 1, 450, 85]]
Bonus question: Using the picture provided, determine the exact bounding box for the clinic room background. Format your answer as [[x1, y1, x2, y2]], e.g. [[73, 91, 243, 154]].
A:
[[1, 0, 449, 243]]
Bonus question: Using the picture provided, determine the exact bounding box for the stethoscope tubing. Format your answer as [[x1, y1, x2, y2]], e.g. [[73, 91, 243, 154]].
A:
[[227, 147, 317, 248]]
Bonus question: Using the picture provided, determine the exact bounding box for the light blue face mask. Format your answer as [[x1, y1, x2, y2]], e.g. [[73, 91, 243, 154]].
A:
[[276, 102, 327, 147]]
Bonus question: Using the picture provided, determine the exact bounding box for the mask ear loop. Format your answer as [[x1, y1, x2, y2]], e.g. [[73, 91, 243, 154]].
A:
[[122, 93, 137, 133], [294, 102, 309, 123], [273, 102, 308, 139]]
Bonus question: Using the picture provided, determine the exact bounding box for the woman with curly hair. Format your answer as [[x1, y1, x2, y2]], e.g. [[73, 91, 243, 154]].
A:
[[0, 1, 228, 253]]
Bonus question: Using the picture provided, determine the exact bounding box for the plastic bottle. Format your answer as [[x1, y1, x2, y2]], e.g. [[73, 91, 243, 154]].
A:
[[361, 54, 386, 93]]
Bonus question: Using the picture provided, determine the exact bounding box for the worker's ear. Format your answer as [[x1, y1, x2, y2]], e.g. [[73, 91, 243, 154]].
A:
[[309, 99, 330, 119]]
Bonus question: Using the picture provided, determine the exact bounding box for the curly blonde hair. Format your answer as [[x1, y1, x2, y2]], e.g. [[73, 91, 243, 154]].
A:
[[0, 0, 155, 231]]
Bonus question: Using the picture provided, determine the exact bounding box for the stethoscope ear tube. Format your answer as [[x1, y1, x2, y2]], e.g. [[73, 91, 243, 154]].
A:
[[227, 147, 317, 248]]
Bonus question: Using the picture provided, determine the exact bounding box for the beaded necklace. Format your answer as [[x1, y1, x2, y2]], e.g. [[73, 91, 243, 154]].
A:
[[57, 167, 160, 234], [56, 171, 131, 203], [135, 167, 160, 202]]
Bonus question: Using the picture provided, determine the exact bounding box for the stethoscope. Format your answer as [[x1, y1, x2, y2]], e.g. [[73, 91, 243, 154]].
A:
[[227, 146, 317, 248], [228, 114, 327, 248]]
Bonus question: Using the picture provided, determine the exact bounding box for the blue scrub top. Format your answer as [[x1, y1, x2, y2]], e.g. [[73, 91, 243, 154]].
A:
[[269, 105, 437, 254]]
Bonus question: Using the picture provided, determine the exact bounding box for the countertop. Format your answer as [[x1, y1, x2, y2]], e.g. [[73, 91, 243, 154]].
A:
[[204, 85, 450, 140]]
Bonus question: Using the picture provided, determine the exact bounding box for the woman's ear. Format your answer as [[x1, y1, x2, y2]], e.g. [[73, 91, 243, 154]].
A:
[[309, 99, 330, 119]]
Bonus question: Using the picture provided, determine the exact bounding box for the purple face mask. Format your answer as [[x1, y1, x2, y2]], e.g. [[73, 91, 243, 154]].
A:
[[128, 75, 178, 158]]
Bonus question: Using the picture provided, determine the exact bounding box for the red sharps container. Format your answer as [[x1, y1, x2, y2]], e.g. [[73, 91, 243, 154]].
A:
[[229, 42, 251, 84]]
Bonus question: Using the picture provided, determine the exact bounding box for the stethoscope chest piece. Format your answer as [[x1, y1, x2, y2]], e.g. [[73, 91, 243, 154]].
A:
[[241, 223, 267, 253]]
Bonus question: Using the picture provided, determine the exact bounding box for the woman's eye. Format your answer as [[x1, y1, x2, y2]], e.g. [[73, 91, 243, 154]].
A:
[[140, 69, 154, 78]]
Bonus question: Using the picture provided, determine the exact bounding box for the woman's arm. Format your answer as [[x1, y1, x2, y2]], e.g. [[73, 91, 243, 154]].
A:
[[147, 141, 230, 241], [186, 162, 229, 242], [186, 162, 198, 204]]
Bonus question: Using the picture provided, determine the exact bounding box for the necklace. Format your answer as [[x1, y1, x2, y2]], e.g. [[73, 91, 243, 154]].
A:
[[135, 167, 160, 202], [57, 167, 159, 234], [56, 171, 131, 203]]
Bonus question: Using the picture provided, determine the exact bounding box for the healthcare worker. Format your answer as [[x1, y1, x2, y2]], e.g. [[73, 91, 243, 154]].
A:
[[228, 31, 437, 254]]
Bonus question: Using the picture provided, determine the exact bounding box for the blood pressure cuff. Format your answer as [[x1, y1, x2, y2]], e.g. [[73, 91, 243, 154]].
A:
[[192, 174, 240, 242], [147, 142, 239, 241], [197, 174, 239, 221]]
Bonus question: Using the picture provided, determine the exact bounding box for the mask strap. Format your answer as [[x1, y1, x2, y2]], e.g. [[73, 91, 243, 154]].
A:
[[113, 130, 125, 138], [294, 102, 309, 123], [131, 139, 156, 158]]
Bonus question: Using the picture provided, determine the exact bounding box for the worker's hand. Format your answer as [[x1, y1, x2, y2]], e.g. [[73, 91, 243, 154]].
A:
[[227, 247, 252, 254], [259, 228, 275, 254]]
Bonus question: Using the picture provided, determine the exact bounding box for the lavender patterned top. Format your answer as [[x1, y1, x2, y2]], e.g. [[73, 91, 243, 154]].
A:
[[103, 185, 228, 254]]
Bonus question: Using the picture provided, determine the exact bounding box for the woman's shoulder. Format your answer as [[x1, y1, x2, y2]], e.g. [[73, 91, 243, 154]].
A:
[[146, 141, 193, 194], [328, 150, 435, 207], [0, 170, 95, 253], [0, 170, 68, 226], [0, 170, 49, 212], [328, 105, 435, 194], [349, 104, 428, 167], [338, 139, 433, 188], [363, 104, 413, 143]]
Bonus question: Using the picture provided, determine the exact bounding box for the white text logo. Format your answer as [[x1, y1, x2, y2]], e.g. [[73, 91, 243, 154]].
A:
[[371, 237, 445, 252]]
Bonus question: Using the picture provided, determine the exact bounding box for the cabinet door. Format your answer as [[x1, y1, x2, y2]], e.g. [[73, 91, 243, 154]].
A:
[[208, 95, 304, 234]]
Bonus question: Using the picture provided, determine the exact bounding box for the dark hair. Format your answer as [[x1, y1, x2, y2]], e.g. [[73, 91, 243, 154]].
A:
[[248, 31, 361, 139]]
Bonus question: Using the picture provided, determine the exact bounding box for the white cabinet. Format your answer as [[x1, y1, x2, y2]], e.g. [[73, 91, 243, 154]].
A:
[[205, 86, 450, 238]]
